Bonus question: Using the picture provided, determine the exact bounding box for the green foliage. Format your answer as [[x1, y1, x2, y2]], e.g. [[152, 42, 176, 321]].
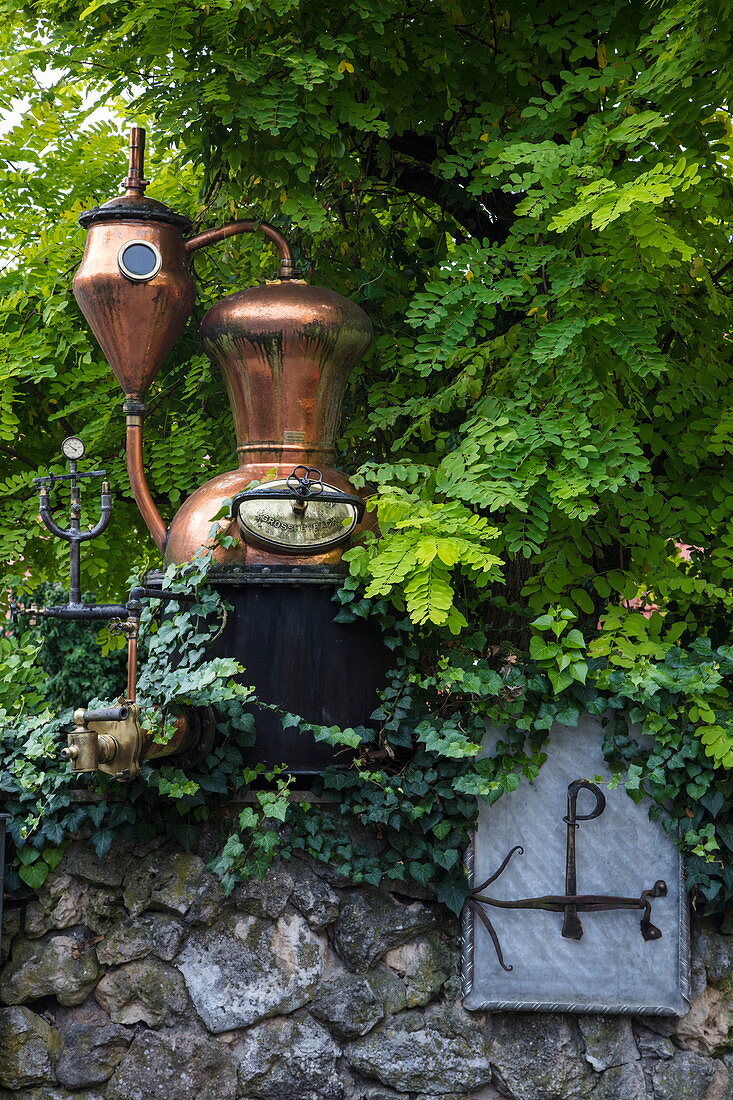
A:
[[19, 584, 126, 709], [346, 489, 503, 632], [2, 0, 733, 913], [529, 607, 589, 694], [0, 564, 537, 913]]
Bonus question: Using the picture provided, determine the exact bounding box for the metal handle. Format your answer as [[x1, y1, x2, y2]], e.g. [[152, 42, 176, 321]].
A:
[[79, 706, 129, 724]]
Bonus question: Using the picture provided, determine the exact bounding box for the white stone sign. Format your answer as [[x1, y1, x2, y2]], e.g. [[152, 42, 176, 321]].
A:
[[462, 717, 690, 1015]]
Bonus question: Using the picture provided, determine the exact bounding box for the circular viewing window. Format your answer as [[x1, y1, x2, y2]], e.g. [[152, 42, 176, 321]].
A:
[[117, 240, 162, 282]]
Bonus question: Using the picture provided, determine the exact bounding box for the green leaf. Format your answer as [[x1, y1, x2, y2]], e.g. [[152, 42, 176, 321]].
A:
[[19, 860, 50, 889]]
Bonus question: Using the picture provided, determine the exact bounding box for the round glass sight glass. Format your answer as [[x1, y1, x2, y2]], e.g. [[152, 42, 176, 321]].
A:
[[117, 240, 162, 282]]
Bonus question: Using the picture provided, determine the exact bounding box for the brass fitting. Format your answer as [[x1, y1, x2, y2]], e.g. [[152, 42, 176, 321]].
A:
[[61, 703, 213, 784], [62, 704, 144, 782]]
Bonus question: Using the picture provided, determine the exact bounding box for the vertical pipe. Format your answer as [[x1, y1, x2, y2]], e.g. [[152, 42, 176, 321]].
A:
[[68, 460, 82, 606], [124, 126, 148, 194], [123, 398, 167, 551], [126, 626, 138, 702]]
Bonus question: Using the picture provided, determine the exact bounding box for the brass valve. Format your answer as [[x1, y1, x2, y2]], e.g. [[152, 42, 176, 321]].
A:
[[61, 702, 213, 784], [62, 705, 144, 782]]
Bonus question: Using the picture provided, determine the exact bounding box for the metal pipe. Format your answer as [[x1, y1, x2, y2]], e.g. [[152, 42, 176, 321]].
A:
[[124, 400, 167, 551], [184, 220, 296, 280], [127, 633, 138, 702], [39, 603, 129, 620], [81, 706, 129, 723], [123, 126, 148, 194]]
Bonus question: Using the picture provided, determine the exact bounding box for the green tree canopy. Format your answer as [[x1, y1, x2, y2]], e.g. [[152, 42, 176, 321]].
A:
[[4, 0, 733, 904], [1, 0, 732, 636]]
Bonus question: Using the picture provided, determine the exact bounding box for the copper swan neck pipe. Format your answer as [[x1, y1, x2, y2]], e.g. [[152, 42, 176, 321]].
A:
[[124, 399, 167, 551], [185, 220, 296, 280]]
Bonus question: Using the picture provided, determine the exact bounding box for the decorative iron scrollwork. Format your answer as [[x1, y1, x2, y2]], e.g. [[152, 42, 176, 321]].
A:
[[467, 778, 667, 972]]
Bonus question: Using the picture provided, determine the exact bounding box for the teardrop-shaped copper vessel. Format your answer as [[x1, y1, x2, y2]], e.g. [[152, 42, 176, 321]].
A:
[[164, 280, 373, 566], [72, 204, 195, 399]]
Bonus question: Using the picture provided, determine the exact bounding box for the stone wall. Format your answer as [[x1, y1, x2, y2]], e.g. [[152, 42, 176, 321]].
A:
[[0, 835, 731, 1100]]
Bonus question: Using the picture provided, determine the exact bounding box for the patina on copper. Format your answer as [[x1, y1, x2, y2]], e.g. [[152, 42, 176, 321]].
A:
[[74, 128, 373, 564], [164, 280, 374, 566], [73, 128, 303, 549]]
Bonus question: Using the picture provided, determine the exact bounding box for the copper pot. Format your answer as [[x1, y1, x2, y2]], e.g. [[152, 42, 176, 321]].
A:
[[73, 129, 294, 401], [73, 127, 296, 551], [165, 280, 374, 566]]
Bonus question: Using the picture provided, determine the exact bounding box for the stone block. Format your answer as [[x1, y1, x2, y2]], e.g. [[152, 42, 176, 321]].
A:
[[235, 1014, 344, 1099], [590, 1060, 648, 1100], [0, 1005, 61, 1089], [63, 841, 130, 886], [577, 1014, 640, 1071], [675, 986, 732, 1055], [177, 910, 325, 1032], [364, 966, 409, 1015], [0, 1091, 106, 1100], [55, 1021, 132, 1088], [344, 1010, 492, 1093], [488, 1014, 597, 1100], [634, 1024, 675, 1059], [0, 906, 21, 964], [233, 861, 293, 919], [384, 931, 452, 1008], [330, 888, 438, 972], [24, 875, 121, 939], [290, 860, 341, 930], [106, 1029, 238, 1100], [310, 975, 384, 1039], [0, 931, 103, 1007], [96, 913, 185, 965], [652, 1049, 716, 1100], [693, 925, 733, 991], [94, 958, 190, 1027], [123, 846, 223, 923]]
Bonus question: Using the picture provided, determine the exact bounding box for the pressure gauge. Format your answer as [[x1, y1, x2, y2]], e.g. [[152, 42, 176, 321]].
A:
[[232, 468, 364, 555], [61, 436, 86, 460]]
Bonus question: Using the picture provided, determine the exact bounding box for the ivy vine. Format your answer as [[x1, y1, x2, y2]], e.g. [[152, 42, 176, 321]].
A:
[[2, 550, 733, 918]]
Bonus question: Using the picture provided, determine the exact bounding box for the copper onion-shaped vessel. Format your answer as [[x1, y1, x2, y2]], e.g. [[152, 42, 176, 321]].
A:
[[164, 281, 373, 566]]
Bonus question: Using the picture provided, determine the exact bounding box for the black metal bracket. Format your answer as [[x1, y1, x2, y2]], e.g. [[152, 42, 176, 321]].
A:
[[33, 456, 112, 614], [22, 449, 199, 624], [466, 778, 667, 972]]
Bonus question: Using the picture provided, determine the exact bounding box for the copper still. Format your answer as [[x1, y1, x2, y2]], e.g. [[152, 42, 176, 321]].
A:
[[73, 126, 372, 565], [66, 128, 386, 776]]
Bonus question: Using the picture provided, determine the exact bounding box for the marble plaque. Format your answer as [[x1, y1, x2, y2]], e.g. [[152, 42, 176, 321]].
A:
[[462, 718, 690, 1015]]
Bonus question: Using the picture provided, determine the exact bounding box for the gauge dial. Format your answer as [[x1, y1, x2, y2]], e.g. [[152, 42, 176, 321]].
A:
[[61, 436, 86, 460]]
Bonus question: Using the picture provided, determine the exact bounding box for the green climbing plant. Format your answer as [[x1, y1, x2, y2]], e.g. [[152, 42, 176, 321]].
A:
[[2, 0, 733, 913]]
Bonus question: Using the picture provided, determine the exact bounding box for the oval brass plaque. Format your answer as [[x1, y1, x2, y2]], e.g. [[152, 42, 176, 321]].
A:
[[236, 479, 359, 554]]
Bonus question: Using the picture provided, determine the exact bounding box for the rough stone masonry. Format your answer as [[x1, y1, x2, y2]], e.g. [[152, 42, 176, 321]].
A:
[[0, 835, 732, 1099]]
